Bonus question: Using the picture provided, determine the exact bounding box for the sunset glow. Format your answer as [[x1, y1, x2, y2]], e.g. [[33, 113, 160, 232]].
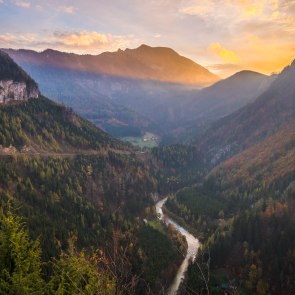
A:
[[1, 0, 295, 77]]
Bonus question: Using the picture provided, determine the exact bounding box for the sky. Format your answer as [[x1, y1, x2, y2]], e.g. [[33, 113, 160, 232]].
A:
[[0, 0, 295, 77]]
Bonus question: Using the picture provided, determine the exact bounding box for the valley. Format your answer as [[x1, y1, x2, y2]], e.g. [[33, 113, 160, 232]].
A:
[[121, 132, 159, 148], [0, 31, 294, 295]]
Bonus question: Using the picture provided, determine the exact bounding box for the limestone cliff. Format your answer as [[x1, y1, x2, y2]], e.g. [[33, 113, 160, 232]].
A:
[[0, 49, 40, 103], [0, 80, 39, 103]]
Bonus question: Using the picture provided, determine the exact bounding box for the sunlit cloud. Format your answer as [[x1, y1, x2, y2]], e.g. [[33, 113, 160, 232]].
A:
[[15, 1, 31, 8], [209, 43, 239, 63], [235, 0, 264, 17], [54, 31, 109, 47], [0, 31, 139, 54]]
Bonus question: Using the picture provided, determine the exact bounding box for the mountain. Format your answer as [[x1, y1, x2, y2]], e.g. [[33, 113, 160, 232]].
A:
[[161, 70, 274, 143], [189, 70, 273, 122], [199, 59, 295, 163], [3, 45, 219, 86]]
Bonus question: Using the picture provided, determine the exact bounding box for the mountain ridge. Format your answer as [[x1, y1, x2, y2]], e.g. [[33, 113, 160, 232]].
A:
[[2, 45, 219, 86]]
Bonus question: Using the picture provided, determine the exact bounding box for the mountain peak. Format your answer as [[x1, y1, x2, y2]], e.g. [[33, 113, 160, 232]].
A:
[[137, 44, 151, 50], [232, 70, 267, 78]]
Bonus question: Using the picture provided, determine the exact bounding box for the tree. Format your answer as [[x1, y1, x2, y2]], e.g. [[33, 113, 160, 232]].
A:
[[0, 209, 44, 295], [48, 237, 116, 295]]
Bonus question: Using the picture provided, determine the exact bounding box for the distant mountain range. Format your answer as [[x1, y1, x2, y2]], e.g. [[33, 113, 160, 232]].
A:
[[3, 45, 219, 86], [3, 46, 289, 147]]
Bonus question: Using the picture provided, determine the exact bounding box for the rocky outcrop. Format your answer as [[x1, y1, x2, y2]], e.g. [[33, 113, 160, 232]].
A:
[[0, 80, 39, 103]]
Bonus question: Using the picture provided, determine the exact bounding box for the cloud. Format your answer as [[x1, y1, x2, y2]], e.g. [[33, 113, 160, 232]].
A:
[[0, 33, 37, 46], [58, 6, 76, 14], [15, 1, 31, 8], [179, 5, 210, 16], [0, 31, 139, 54], [235, 0, 264, 17], [209, 43, 239, 63], [54, 31, 109, 47]]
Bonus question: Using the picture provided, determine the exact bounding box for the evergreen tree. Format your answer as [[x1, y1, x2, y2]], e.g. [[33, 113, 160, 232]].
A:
[[0, 209, 44, 295]]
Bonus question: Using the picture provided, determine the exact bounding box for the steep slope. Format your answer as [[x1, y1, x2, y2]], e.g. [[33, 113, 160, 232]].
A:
[[0, 96, 126, 154], [0, 50, 38, 88], [207, 123, 295, 197], [3, 45, 219, 86], [0, 50, 39, 103], [199, 59, 295, 163]]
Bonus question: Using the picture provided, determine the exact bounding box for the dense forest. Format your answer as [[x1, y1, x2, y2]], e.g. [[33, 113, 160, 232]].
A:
[[167, 122, 295, 294]]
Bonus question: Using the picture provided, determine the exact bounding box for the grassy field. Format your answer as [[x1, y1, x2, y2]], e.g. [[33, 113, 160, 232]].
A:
[[121, 132, 158, 148]]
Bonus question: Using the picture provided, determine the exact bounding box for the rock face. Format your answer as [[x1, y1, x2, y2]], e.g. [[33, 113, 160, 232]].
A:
[[0, 80, 39, 103]]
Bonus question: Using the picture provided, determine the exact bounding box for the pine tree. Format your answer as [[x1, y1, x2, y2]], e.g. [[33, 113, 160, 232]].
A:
[[0, 209, 44, 295]]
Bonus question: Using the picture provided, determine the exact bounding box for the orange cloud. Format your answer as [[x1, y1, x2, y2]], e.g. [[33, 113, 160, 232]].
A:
[[209, 43, 239, 63], [233, 0, 264, 17], [58, 32, 109, 46]]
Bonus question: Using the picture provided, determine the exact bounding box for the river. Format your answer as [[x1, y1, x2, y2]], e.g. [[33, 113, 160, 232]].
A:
[[155, 197, 200, 295]]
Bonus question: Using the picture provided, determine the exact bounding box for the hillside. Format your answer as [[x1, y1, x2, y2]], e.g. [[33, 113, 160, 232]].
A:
[[0, 96, 126, 154], [184, 123, 295, 295], [208, 123, 295, 197], [199, 59, 295, 163], [189, 70, 273, 122]]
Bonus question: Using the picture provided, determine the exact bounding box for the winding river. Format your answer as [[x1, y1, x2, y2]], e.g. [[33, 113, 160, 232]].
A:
[[156, 197, 200, 295]]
